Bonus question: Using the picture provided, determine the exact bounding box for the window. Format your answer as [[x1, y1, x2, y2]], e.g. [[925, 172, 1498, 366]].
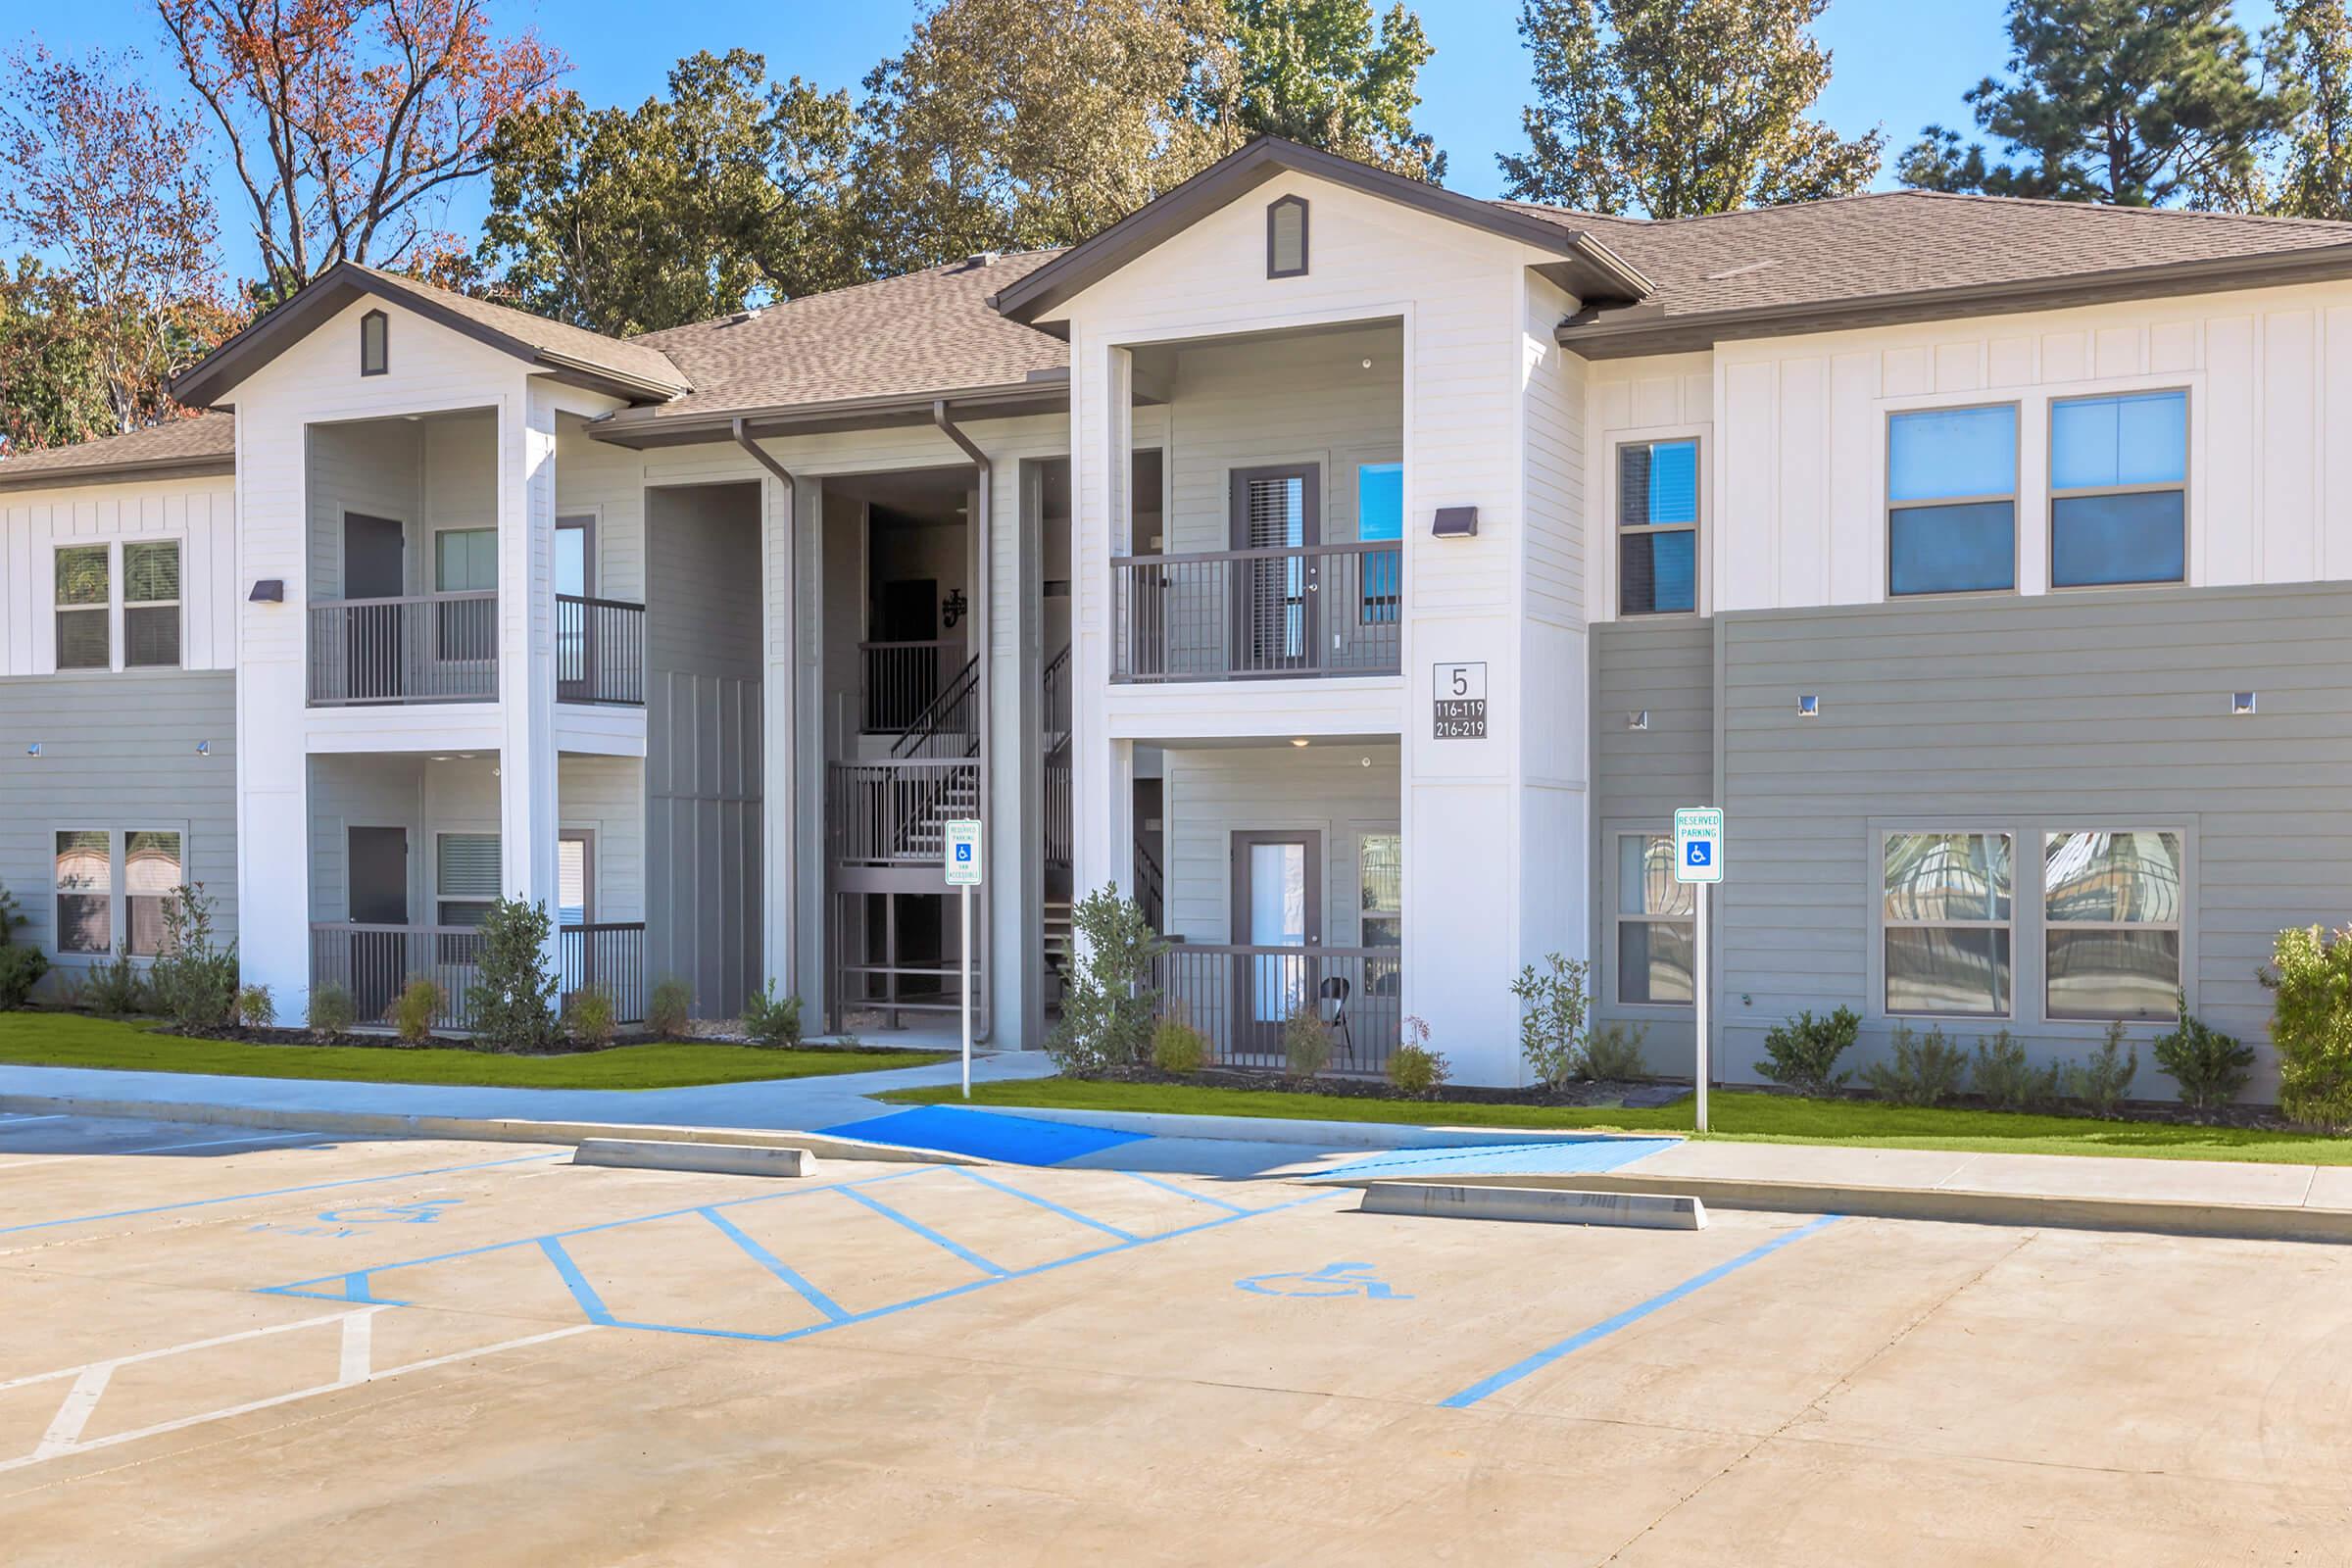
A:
[[435, 528, 497, 592], [1883, 832, 2013, 1016], [1617, 439, 1697, 614], [55, 547, 110, 669], [2050, 391, 2186, 587], [1616, 834, 1695, 1004], [436, 832, 500, 927], [54, 831, 113, 955], [123, 831, 182, 956], [1358, 831, 1400, 948], [360, 309, 388, 375], [123, 541, 181, 668], [1357, 463, 1402, 623], [1267, 195, 1308, 277], [558, 832, 594, 927], [2044, 830, 2182, 1019], [1887, 406, 2017, 596]]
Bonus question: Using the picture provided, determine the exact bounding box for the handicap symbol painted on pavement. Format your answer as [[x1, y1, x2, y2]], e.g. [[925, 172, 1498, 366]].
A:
[[1235, 1261, 1411, 1299], [314, 1199, 466, 1226]]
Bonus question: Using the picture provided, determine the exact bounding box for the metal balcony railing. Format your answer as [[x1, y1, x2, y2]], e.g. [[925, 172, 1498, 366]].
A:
[[557, 595, 646, 707], [1153, 944, 1402, 1077], [308, 592, 498, 706], [1110, 541, 1401, 682]]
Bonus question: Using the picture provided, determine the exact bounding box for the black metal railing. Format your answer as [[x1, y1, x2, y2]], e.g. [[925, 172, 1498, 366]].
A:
[[559, 921, 648, 1023], [1041, 643, 1072, 752], [828, 760, 981, 866], [1134, 839, 1165, 932], [890, 655, 981, 760], [861, 639, 964, 733], [309, 923, 486, 1031], [1111, 541, 1401, 682], [557, 595, 646, 706], [308, 592, 498, 705], [1153, 944, 1401, 1077]]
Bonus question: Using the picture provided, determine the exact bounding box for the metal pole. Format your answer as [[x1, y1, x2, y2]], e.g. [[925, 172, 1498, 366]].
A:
[[960, 880, 973, 1101], [1694, 879, 1710, 1134]]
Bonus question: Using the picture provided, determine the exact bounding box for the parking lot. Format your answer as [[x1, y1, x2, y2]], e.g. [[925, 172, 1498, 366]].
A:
[[4, 1110, 2352, 1565]]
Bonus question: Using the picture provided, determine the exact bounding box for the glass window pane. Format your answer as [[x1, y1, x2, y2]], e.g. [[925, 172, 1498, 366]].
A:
[[55, 830, 112, 956], [56, 610, 110, 669], [1619, 919, 1694, 1004], [1356, 464, 1402, 543], [124, 831, 181, 894], [1620, 835, 1695, 917], [1889, 502, 2014, 595], [55, 546, 108, 606], [1357, 832, 1401, 918], [1886, 927, 2011, 1015], [1617, 444, 1651, 527], [127, 898, 170, 956], [438, 901, 490, 929], [124, 606, 179, 667], [437, 833, 501, 899], [55, 830, 110, 890], [555, 526, 588, 599], [558, 839, 588, 926], [1885, 833, 2013, 922], [2052, 391, 2185, 490], [436, 529, 496, 593], [1270, 201, 1305, 273], [2044, 831, 2182, 923], [1647, 440, 1697, 524], [57, 895, 111, 955], [1889, 407, 2016, 502], [1620, 529, 1696, 613], [2051, 492, 2184, 587], [1361, 915, 1401, 949], [123, 541, 179, 603], [2047, 928, 2180, 1019]]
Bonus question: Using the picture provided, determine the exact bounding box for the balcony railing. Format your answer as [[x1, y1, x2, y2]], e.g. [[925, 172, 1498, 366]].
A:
[[558, 921, 648, 1023], [312, 919, 649, 1033], [308, 591, 498, 706], [1153, 944, 1401, 1077], [558, 595, 646, 707], [861, 639, 964, 733], [828, 760, 979, 867], [1111, 541, 1401, 682]]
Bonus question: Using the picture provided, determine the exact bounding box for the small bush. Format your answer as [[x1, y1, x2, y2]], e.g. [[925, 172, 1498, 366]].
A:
[[1151, 1004, 1210, 1073], [1510, 953, 1591, 1090], [1282, 1004, 1334, 1079], [84, 946, 149, 1016], [0, 880, 24, 942], [1969, 1029, 2061, 1112], [565, 984, 618, 1049], [235, 984, 276, 1029], [1387, 1017, 1448, 1097], [390, 977, 443, 1044], [0, 946, 49, 1010], [2061, 1021, 2139, 1117], [307, 983, 356, 1038], [1754, 1007, 1859, 1095], [1046, 884, 1164, 1073], [742, 982, 804, 1050], [1584, 1022, 1651, 1083], [647, 976, 693, 1039], [2152, 992, 2254, 1111], [465, 897, 559, 1054], [2265, 924, 2352, 1130], [1861, 1023, 1968, 1107], [148, 884, 240, 1029]]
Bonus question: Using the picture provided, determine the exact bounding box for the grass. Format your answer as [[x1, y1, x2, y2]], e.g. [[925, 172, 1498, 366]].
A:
[[0, 1011, 950, 1091], [879, 1077, 2352, 1166]]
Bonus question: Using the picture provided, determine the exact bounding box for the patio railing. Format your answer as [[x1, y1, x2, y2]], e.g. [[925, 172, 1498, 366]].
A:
[[1111, 541, 1401, 682], [308, 592, 498, 705], [1153, 943, 1402, 1077]]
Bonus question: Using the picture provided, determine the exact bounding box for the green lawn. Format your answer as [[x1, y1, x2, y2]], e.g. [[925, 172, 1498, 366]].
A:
[[0, 1012, 950, 1091], [880, 1077, 2352, 1166]]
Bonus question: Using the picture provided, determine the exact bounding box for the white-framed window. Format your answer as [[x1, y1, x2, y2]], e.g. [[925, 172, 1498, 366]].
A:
[[1356, 463, 1402, 624], [1615, 832, 1695, 1005], [52, 827, 183, 957], [54, 546, 111, 669], [1882, 831, 2014, 1017], [434, 527, 497, 592], [53, 830, 113, 954], [1886, 404, 2018, 597], [1357, 829, 1400, 949], [2043, 830, 2183, 1019], [51, 539, 183, 671], [1616, 439, 1698, 615], [436, 832, 500, 927], [2049, 390, 2187, 588], [123, 541, 182, 667]]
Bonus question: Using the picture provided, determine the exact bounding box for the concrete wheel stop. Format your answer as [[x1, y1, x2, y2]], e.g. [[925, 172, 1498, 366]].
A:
[[571, 1138, 815, 1178], [1357, 1180, 1707, 1230]]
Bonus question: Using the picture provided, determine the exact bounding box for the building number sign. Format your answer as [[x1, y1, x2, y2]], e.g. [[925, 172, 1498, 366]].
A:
[[1433, 662, 1488, 740]]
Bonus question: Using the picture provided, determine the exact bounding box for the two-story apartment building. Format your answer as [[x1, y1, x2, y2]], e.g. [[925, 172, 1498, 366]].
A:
[[4, 136, 2348, 1098]]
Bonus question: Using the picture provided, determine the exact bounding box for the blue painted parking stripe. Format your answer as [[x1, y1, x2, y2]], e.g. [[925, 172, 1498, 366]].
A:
[[1117, 1170, 1250, 1214], [837, 1185, 1008, 1277], [699, 1207, 849, 1323], [1438, 1215, 1845, 1410], [539, 1238, 617, 1325], [0, 1151, 566, 1237], [943, 1165, 1139, 1242]]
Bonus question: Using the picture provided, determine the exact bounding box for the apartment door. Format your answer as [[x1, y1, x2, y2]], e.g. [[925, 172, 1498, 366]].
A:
[[1230, 830, 1321, 1061], [347, 825, 409, 1021], [342, 514, 404, 701], [1229, 466, 1318, 675]]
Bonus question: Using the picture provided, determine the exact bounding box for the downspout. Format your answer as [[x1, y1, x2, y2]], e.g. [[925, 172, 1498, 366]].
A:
[[732, 418, 806, 1017], [932, 399, 995, 1045]]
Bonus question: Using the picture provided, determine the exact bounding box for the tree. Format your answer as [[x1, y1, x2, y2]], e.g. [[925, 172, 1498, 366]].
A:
[[1499, 0, 1882, 217], [0, 45, 234, 447], [479, 51, 859, 336], [1894, 0, 2293, 207], [1189, 0, 1446, 180], [2266, 0, 2352, 219], [155, 0, 564, 296]]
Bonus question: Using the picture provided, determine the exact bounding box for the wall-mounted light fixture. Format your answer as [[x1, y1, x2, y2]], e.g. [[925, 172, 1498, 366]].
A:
[[248, 579, 284, 604], [1289, 737, 1310, 748], [2231, 691, 2258, 715], [1627, 710, 1650, 731], [24, 742, 40, 758], [1797, 695, 1820, 718], [1431, 507, 1478, 539], [195, 740, 211, 757]]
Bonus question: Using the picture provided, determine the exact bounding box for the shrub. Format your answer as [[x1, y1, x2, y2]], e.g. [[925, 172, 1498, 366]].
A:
[[2061, 1021, 2139, 1117], [1046, 884, 1163, 1073], [1754, 1007, 1859, 1096], [1584, 1022, 1651, 1083], [742, 982, 803, 1050], [1861, 1023, 1968, 1107], [647, 976, 694, 1039], [1151, 1004, 1210, 1074], [1387, 1018, 1448, 1097], [0, 946, 49, 1010], [147, 884, 240, 1030], [1969, 1029, 2061, 1112], [84, 946, 149, 1016], [235, 984, 276, 1030], [1510, 953, 1591, 1090], [2152, 992, 2254, 1112], [2265, 924, 2352, 1130], [390, 977, 443, 1044], [1282, 1004, 1334, 1079], [0, 880, 26, 942], [464, 897, 559, 1054], [307, 983, 356, 1038], [565, 984, 618, 1049]]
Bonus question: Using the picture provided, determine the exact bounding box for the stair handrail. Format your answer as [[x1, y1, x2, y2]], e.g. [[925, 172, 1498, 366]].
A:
[[890, 654, 982, 760], [1041, 643, 1073, 755]]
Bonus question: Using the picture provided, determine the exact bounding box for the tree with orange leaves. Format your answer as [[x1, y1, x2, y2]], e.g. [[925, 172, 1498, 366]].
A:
[[155, 0, 565, 297]]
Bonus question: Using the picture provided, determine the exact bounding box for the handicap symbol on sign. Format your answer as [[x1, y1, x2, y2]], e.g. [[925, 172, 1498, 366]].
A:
[[1686, 842, 1711, 867], [314, 1199, 465, 1226], [1235, 1261, 1411, 1299]]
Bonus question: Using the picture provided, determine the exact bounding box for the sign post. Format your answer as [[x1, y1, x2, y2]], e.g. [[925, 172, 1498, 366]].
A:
[[1672, 807, 1724, 1133], [943, 819, 983, 1100]]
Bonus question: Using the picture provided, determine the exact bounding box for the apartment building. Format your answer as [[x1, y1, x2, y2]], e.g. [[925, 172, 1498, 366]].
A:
[[3, 136, 2347, 1098]]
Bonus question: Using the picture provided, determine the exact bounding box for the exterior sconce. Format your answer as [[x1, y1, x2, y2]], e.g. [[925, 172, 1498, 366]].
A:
[[1797, 695, 1820, 718], [1627, 710, 1650, 731], [24, 743, 40, 757], [196, 740, 212, 757], [2231, 692, 2257, 715], [1432, 507, 1478, 538], [249, 579, 284, 603]]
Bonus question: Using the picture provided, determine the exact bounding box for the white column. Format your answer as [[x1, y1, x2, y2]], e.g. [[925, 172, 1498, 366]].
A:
[[760, 467, 797, 997], [1071, 340, 1130, 904], [499, 393, 560, 947], [231, 414, 313, 1011]]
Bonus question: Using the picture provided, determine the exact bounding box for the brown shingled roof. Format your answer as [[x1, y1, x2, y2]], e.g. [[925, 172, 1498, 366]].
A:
[[348, 265, 692, 396], [0, 413, 236, 491]]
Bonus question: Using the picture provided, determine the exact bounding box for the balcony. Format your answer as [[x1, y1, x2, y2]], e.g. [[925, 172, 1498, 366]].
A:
[[1111, 541, 1400, 682], [827, 760, 980, 868], [308, 592, 498, 706], [309, 919, 648, 1030], [558, 594, 647, 706]]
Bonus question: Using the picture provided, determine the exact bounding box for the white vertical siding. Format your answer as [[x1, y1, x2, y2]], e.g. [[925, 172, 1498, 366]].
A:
[[0, 477, 238, 676]]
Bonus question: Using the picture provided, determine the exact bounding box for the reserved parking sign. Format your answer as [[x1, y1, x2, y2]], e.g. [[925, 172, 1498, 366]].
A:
[[1673, 807, 1724, 885]]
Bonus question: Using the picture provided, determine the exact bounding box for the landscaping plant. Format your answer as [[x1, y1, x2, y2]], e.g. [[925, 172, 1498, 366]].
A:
[[464, 897, 560, 1054], [1046, 884, 1163, 1073], [1969, 1029, 2061, 1112], [1281, 1003, 1334, 1080], [2265, 924, 2352, 1129], [147, 884, 239, 1029], [84, 945, 149, 1016], [647, 976, 694, 1038], [1510, 953, 1592, 1090], [2061, 1020, 2139, 1117], [2152, 992, 2254, 1112], [307, 983, 356, 1038], [565, 984, 618, 1049], [1386, 1016, 1448, 1097], [1150, 1004, 1209, 1074], [1583, 1022, 1650, 1083], [235, 984, 276, 1030], [391, 978, 443, 1045], [1753, 1006, 1859, 1095], [1861, 1023, 1968, 1107], [0, 882, 47, 1010], [742, 982, 804, 1049]]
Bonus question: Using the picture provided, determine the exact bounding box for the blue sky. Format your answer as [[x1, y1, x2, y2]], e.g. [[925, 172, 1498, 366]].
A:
[[19, 0, 2288, 279]]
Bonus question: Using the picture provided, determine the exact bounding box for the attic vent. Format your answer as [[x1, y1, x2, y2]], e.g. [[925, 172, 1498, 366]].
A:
[[963, 251, 1002, 270], [1703, 259, 1781, 281]]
